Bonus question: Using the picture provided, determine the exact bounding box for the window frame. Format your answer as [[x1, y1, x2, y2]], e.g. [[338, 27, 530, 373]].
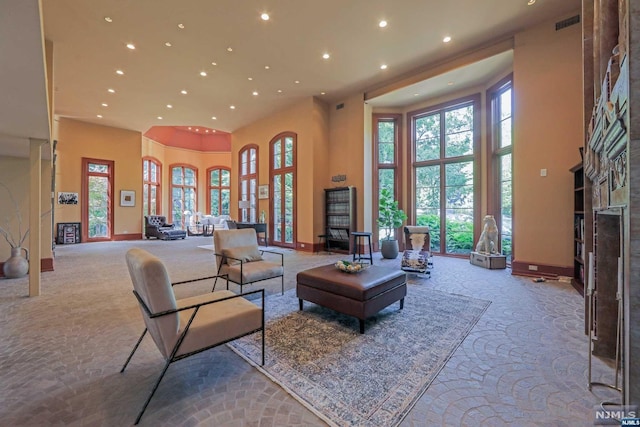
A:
[[238, 145, 259, 222], [169, 163, 198, 227], [269, 132, 297, 248], [142, 157, 162, 217], [81, 157, 114, 242], [206, 166, 231, 216]]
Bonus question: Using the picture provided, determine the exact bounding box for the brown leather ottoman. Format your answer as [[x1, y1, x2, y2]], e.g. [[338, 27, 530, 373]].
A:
[[296, 264, 407, 333]]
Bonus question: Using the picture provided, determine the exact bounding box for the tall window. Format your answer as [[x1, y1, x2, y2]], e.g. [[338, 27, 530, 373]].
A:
[[82, 158, 114, 242], [208, 167, 231, 215], [411, 95, 479, 255], [239, 146, 258, 222], [489, 76, 513, 261], [270, 133, 296, 248], [170, 164, 197, 228], [373, 114, 401, 243], [143, 157, 161, 217]]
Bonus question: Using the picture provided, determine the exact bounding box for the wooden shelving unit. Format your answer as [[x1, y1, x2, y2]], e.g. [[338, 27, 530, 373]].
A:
[[324, 186, 356, 253], [571, 163, 585, 296]]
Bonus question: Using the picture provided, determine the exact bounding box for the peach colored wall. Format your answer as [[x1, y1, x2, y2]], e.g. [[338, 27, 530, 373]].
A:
[[328, 93, 366, 228], [0, 155, 53, 260], [231, 97, 329, 247], [55, 118, 142, 236], [513, 18, 583, 268], [142, 137, 231, 217]]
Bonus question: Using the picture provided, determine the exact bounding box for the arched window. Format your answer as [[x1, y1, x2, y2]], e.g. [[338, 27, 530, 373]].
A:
[[170, 164, 197, 228], [239, 146, 258, 222], [207, 167, 231, 215], [142, 157, 161, 216], [270, 132, 296, 247]]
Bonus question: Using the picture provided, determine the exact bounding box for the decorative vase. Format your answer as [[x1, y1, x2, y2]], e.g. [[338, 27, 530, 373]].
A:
[[380, 239, 399, 259], [3, 247, 29, 279]]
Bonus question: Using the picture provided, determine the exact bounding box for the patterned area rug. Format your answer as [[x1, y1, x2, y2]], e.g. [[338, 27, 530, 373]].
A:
[[228, 283, 491, 427]]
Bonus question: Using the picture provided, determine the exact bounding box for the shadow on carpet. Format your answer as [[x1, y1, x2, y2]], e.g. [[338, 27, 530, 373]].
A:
[[228, 284, 491, 427]]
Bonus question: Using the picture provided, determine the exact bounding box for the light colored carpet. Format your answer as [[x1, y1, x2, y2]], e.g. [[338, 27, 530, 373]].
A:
[[229, 285, 490, 427]]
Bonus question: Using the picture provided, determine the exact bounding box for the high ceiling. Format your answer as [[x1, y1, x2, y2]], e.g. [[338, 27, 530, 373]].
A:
[[37, 0, 580, 136]]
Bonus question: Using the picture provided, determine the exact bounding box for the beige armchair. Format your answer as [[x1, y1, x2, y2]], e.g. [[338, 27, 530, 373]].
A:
[[121, 248, 264, 425], [213, 228, 284, 295]]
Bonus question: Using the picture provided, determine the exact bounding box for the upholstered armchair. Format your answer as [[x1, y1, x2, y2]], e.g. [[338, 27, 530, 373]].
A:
[[144, 215, 187, 240], [121, 248, 264, 424], [401, 226, 433, 277], [213, 228, 284, 295]]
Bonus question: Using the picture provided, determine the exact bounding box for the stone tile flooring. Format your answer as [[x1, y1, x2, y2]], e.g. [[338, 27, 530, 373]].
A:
[[0, 238, 620, 426]]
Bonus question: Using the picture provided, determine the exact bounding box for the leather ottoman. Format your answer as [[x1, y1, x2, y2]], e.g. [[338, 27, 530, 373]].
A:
[[296, 264, 407, 333]]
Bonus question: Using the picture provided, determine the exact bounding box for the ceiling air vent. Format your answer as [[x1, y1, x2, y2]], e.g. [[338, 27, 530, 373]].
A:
[[336, 103, 344, 110], [556, 15, 580, 31]]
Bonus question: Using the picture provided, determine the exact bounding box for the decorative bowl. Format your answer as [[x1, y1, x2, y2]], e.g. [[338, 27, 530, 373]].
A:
[[335, 260, 368, 274]]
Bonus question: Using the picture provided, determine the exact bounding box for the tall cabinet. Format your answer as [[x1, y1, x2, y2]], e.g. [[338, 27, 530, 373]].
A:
[[571, 163, 585, 296], [324, 187, 356, 252]]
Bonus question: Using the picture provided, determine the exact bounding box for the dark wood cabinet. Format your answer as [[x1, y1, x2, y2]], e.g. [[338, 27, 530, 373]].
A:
[[570, 163, 585, 296], [324, 187, 356, 252]]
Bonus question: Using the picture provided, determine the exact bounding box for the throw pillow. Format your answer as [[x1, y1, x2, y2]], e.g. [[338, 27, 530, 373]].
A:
[[223, 245, 263, 265]]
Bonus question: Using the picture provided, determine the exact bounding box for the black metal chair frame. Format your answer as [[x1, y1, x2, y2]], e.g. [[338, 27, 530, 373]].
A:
[[213, 250, 285, 295], [121, 274, 265, 425]]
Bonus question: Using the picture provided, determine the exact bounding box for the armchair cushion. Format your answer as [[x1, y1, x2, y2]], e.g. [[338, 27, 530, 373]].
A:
[[222, 245, 263, 265], [221, 261, 284, 284]]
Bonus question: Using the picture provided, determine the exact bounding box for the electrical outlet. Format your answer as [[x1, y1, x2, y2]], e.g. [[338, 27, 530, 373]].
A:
[[300, 243, 305, 248], [528, 265, 538, 271]]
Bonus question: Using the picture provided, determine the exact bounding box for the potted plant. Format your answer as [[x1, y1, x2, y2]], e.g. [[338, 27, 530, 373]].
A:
[[377, 188, 407, 259]]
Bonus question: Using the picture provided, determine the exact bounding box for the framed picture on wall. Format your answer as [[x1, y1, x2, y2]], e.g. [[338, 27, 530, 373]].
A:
[[120, 190, 135, 207], [258, 185, 269, 199]]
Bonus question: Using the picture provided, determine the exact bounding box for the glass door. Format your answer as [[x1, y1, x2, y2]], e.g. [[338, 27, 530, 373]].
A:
[[82, 158, 113, 241], [270, 133, 296, 248]]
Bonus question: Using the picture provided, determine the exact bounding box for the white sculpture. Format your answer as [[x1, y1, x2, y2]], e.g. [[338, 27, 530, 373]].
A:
[[475, 215, 499, 254]]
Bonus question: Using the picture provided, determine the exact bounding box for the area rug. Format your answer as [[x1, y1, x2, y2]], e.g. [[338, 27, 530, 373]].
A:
[[227, 284, 491, 427]]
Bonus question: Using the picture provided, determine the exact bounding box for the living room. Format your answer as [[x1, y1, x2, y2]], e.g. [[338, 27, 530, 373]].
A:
[[1, 0, 638, 425]]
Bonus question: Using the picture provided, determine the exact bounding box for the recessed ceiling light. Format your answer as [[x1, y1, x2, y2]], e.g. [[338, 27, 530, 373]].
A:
[[126, 43, 135, 50], [180, 90, 187, 95], [320, 92, 326, 95], [200, 71, 207, 77], [211, 62, 217, 66], [230, 105, 236, 110], [248, 77, 253, 81], [252, 91, 259, 96], [165, 42, 172, 47], [380, 64, 388, 70], [205, 130, 209, 133], [177, 23, 185, 29], [104, 17, 112, 23], [107, 88, 115, 93], [157, 116, 163, 120], [211, 116, 217, 120], [213, 130, 216, 133], [166, 104, 172, 109], [379, 20, 387, 28], [527, 0, 536, 4], [322, 53, 330, 59], [227, 47, 233, 52], [443, 36, 452, 43], [188, 127, 192, 130], [101, 103, 108, 107], [294, 80, 300, 84], [96, 114, 103, 118], [261, 13, 270, 21], [277, 89, 282, 93], [195, 128, 199, 132], [116, 69, 124, 75], [265, 65, 270, 70]]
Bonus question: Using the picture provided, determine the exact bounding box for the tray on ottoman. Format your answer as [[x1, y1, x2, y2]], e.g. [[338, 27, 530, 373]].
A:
[[296, 264, 407, 333]]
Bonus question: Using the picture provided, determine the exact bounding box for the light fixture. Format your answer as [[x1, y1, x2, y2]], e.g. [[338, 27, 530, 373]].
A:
[[205, 130, 209, 133], [211, 116, 217, 120], [96, 114, 103, 118], [230, 105, 236, 110], [443, 36, 452, 43], [211, 62, 217, 66], [248, 77, 253, 81], [322, 53, 330, 59], [200, 71, 207, 76], [157, 116, 163, 120], [104, 17, 113, 23], [294, 80, 300, 84], [116, 69, 124, 75], [379, 20, 387, 28], [177, 23, 185, 29], [252, 91, 259, 96], [265, 65, 270, 70], [107, 88, 115, 93], [527, 0, 536, 4], [277, 89, 282, 93], [166, 104, 172, 109], [320, 92, 326, 95], [227, 47, 233, 52], [165, 42, 172, 47], [261, 13, 270, 21], [180, 90, 187, 95], [101, 103, 108, 107], [380, 64, 388, 70], [126, 43, 135, 50]]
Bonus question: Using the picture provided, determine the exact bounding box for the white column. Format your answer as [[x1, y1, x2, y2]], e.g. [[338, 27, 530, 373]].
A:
[[28, 138, 46, 297]]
